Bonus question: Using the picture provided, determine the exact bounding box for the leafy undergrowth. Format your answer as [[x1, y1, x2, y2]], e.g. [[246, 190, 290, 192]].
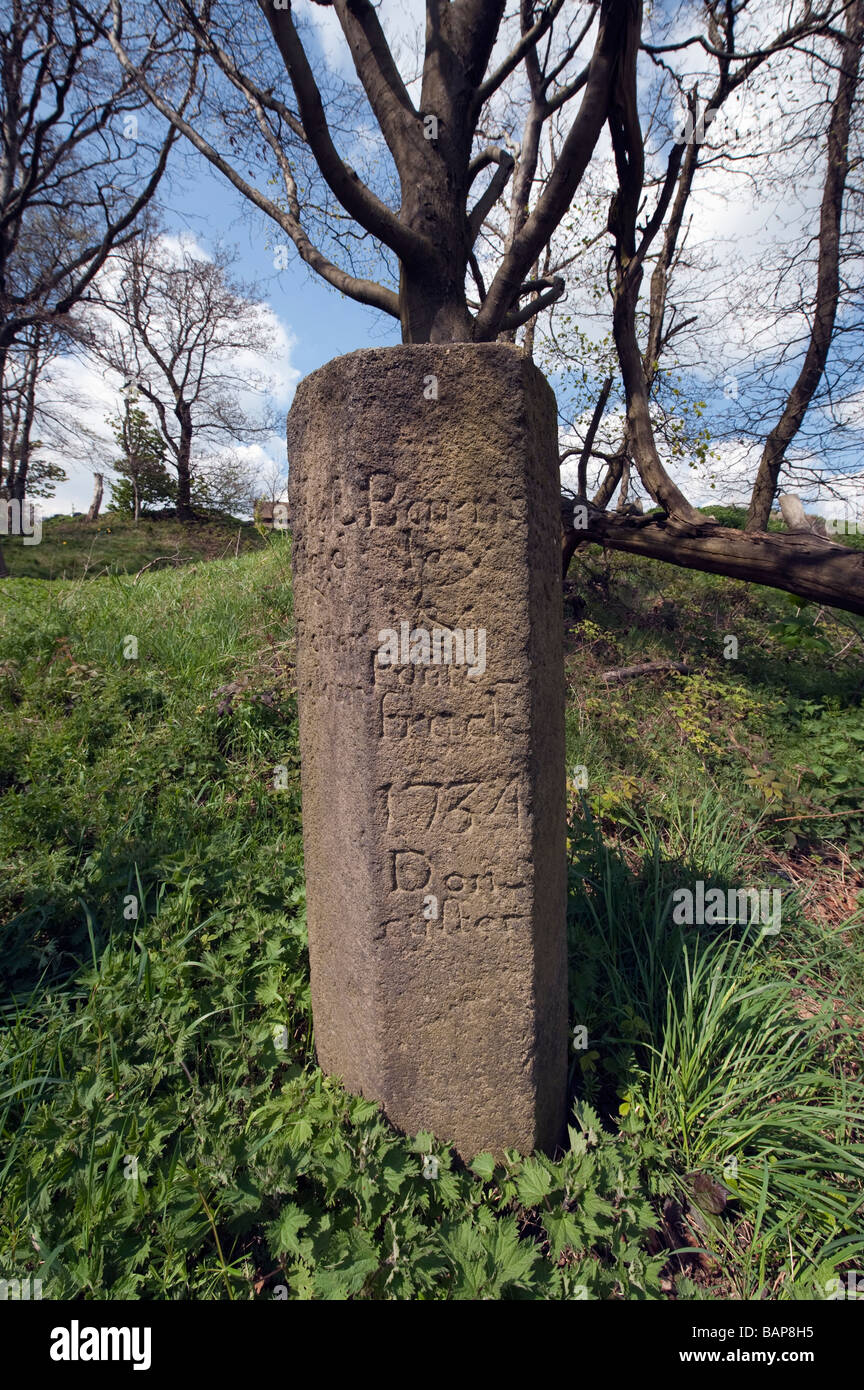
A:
[[565, 544, 864, 869], [0, 533, 862, 1299]]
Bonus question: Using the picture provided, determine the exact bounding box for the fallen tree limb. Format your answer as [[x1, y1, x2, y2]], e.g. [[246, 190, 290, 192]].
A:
[[600, 660, 693, 683], [132, 552, 184, 584], [568, 511, 864, 617]]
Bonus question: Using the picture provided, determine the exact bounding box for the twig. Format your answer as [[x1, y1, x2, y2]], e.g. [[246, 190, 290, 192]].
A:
[[132, 552, 182, 584], [600, 660, 693, 684]]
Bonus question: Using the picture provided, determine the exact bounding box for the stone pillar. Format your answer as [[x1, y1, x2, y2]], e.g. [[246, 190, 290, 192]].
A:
[[287, 344, 566, 1158]]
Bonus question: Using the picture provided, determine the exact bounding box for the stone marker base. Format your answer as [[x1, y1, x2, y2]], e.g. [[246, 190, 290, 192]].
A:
[[287, 344, 567, 1157]]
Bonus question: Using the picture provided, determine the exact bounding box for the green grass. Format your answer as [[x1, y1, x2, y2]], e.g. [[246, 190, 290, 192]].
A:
[[0, 529, 862, 1300], [1, 511, 266, 581], [567, 801, 864, 1298]]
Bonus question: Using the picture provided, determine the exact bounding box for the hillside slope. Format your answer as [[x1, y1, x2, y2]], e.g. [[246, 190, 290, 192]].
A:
[[1, 534, 862, 1300]]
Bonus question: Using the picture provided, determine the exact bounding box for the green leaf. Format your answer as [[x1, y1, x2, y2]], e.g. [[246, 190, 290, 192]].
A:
[[270, 1203, 311, 1258], [543, 1210, 582, 1259], [470, 1153, 496, 1181], [516, 1157, 553, 1207]]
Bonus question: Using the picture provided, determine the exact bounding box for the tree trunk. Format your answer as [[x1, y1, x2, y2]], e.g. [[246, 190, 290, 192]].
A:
[[746, 0, 864, 532], [396, 58, 475, 345], [398, 184, 473, 344], [11, 335, 40, 503], [0, 342, 7, 498], [569, 508, 864, 616], [399, 271, 475, 343], [174, 411, 195, 522], [611, 271, 702, 522], [561, 496, 579, 580], [86, 473, 104, 522]]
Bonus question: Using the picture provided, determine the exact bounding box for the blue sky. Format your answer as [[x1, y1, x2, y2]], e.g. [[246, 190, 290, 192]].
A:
[[49, 144, 402, 515], [171, 160, 401, 377]]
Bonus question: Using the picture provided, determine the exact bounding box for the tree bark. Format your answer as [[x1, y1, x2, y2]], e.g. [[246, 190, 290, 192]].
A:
[[174, 410, 195, 522], [86, 473, 104, 522], [395, 3, 487, 343], [10, 330, 40, 502], [746, 0, 864, 532], [567, 509, 864, 616], [561, 496, 578, 579]]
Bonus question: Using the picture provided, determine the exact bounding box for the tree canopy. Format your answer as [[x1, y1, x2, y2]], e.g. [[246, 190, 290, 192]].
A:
[[25, 1, 864, 609]]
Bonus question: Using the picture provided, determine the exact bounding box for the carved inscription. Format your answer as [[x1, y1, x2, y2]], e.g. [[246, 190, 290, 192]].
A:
[[383, 778, 525, 835], [378, 689, 528, 740], [302, 474, 525, 536], [378, 775, 532, 940]]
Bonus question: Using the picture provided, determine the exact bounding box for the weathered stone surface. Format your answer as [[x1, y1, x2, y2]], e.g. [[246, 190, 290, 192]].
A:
[[287, 344, 567, 1157]]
